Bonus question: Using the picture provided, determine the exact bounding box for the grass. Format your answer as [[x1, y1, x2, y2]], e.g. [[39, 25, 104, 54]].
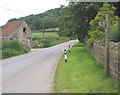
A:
[[73, 42, 84, 47], [32, 32, 59, 38], [54, 43, 118, 93], [32, 32, 71, 48], [33, 28, 59, 33]]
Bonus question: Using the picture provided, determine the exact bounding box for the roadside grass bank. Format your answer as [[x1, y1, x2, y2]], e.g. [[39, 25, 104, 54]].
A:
[[73, 42, 84, 47], [1, 40, 30, 59], [32, 32, 71, 48], [54, 43, 118, 93]]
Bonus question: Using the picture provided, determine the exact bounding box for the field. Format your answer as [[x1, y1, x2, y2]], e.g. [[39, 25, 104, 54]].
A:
[[54, 43, 118, 93], [33, 28, 59, 33], [32, 32, 71, 48], [32, 32, 59, 38], [44, 28, 59, 31]]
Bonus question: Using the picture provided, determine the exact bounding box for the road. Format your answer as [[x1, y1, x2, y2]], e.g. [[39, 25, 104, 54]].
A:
[[1, 40, 78, 93]]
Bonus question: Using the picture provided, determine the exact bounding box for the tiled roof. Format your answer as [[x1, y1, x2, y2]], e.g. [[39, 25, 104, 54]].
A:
[[0, 21, 25, 36]]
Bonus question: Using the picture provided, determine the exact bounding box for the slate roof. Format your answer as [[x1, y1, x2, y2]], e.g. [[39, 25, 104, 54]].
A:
[[0, 21, 25, 36]]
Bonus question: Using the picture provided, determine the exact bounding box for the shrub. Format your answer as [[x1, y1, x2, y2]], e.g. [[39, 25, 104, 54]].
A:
[[87, 37, 95, 48], [110, 21, 120, 42], [2, 41, 10, 49], [2, 48, 19, 58], [2, 40, 23, 50], [24, 48, 30, 53], [9, 40, 23, 50], [88, 2, 117, 48], [32, 36, 41, 41], [44, 39, 51, 47], [2, 40, 30, 59]]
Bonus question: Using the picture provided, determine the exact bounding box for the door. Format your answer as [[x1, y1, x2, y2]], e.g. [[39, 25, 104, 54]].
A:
[[27, 38, 31, 48]]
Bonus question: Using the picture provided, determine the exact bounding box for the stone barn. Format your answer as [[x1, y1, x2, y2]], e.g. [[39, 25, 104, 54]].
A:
[[0, 21, 32, 48]]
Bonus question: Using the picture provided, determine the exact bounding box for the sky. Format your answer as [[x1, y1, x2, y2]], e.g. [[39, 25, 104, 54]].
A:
[[0, 0, 69, 26]]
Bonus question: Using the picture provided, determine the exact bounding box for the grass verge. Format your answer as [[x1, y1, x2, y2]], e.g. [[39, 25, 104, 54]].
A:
[[54, 43, 118, 93]]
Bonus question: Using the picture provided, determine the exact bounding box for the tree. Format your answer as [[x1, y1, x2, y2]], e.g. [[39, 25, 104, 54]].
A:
[[88, 2, 117, 48], [58, 2, 102, 41], [109, 20, 120, 42]]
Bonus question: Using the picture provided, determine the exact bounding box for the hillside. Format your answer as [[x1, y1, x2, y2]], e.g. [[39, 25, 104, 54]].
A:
[[8, 6, 66, 31]]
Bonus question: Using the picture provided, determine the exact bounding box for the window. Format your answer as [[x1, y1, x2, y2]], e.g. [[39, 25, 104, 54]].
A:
[[23, 28, 26, 32], [10, 38, 13, 40]]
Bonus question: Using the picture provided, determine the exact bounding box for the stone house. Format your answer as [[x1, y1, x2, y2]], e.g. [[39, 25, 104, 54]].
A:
[[0, 21, 32, 48]]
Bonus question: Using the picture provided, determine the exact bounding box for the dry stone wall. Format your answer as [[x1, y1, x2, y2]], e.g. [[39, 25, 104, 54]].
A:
[[85, 41, 120, 81]]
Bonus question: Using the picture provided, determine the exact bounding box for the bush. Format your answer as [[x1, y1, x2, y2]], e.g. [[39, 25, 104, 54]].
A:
[[24, 48, 30, 53], [32, 37, 41, 41], [110, 21, 120, 42], [2, 40, 23, 50], [2, 48, 19, 58], [2, 41, 10, 49], [87, 37, 95, 48], [2, 40, 30, 59], [9, 40, 23, 50], [32, 36, 70, 48], [44, 39, 51, 47]]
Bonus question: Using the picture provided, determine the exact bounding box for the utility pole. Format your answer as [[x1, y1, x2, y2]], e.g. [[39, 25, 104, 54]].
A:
[[43, 20, 45, 40], [105, 14, 110, 77], [64, 21, 66, 30], [43, 19, 45, 46]]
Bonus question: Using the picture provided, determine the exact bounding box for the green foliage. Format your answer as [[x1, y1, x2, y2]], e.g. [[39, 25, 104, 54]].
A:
[[110, 21, 120, 42], [32, 36, 41, 41], [2, 41, 10, 49], [88, 2, 117, 48], [58, 2, 103, 41], [2, 40, 30, 59], [87, 37, 95, 48], [32, 32, 59, 39], [33, 36, 70, 48], [54, 47, 118, 93], [32, 32, 71, 48], [8, 7, 65, 31], [2, 40, 23, 50], [24, 48, 30, 53], [2, 48, 19, 58]]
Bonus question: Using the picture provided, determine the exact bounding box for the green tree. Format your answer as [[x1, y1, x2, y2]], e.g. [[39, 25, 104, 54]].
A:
[[110, 20, 120, 42], [58, 2, 102, 41], [88, 2, 117, 48]]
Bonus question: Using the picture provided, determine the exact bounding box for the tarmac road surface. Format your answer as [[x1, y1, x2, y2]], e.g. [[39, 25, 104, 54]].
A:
[[1, 40, 78, 93]]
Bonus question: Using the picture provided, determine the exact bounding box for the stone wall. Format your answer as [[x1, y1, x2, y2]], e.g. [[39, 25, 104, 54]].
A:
[[85, 41, 120, 81], [10, 21, 32, 48], [1, 21, 32, 48]]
